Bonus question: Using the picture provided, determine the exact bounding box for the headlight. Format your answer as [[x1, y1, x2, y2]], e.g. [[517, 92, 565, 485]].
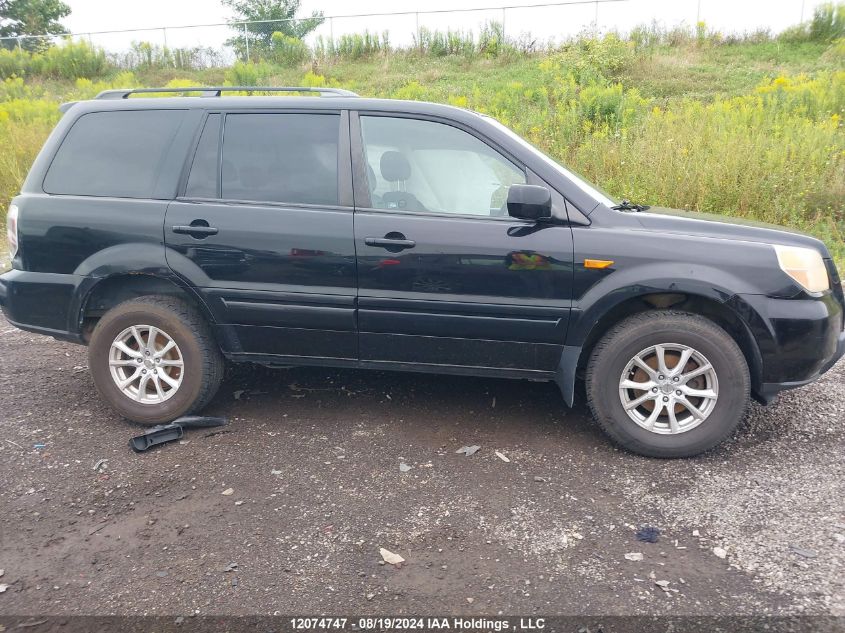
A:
[[6, 204, 17, 260], [773, 244, 829, 293]]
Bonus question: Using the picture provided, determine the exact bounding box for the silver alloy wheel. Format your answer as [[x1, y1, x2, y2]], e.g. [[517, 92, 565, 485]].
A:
[[108, 325, 184, 404], [618, 343, 719, 434]]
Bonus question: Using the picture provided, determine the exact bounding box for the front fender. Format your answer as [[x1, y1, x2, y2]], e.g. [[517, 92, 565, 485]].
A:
[[567, 266, 743, 347], [556, 227, 785, 407]]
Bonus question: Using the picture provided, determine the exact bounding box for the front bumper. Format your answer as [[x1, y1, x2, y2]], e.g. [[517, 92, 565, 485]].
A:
[[732, 290, 845, 403], [758, 329, 845, 402]]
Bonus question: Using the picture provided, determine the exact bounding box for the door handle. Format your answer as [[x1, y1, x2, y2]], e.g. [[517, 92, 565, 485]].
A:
[[365, 237, 416, 250], [172, 223, 218, 238]]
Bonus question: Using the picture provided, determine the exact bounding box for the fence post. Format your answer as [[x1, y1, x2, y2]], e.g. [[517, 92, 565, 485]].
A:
[[243, 23, 250, 61], [415, 12, 420, 50], [594, 0, 599, 35], [502, 8, 506, 40], [162, 27, 168, 49], [329, 16, 334, 44], [16, 36, 22, 52]]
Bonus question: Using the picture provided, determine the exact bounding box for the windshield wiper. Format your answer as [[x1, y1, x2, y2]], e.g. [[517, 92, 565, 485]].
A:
[[611, 199, 651, 212]]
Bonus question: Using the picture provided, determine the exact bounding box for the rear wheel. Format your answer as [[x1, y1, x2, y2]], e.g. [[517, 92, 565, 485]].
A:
[[586, 311, 749, 458], [88, 295, 224, 425]]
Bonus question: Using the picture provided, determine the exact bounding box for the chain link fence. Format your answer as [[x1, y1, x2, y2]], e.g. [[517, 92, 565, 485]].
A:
[[0, 0, 629, 66], [0, 0, 821, 68]]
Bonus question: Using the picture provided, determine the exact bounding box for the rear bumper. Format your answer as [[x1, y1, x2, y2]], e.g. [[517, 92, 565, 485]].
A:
[[733, 291, 845, 403], [0, 269, 85, 343]]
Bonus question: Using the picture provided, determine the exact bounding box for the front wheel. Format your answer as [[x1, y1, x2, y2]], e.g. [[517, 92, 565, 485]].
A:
[[586, 311, 749, 458], [88, 295, 225, 425]]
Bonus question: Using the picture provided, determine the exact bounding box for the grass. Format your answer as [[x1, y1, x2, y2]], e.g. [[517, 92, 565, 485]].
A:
[[0, 13, 843, 267], [618, 41, 834, 100]]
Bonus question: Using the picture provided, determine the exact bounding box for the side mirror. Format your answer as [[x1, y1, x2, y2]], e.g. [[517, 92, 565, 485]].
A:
[[507, 184, 552, 221]]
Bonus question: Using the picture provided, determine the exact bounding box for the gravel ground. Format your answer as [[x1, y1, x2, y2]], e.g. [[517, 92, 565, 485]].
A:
[[0, 312, 842, 617]]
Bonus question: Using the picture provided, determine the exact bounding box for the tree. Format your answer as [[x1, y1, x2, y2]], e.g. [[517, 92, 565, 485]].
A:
[[224, 0, 324, 57], [0, 0, 70, 51]]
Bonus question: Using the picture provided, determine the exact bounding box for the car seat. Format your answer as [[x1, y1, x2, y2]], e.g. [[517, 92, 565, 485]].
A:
[[380, 151, 427, 212]]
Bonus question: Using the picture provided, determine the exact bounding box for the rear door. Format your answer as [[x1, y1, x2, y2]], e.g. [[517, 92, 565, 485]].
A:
[[351, 113, 574, 375], [165, 110, 357, 361]]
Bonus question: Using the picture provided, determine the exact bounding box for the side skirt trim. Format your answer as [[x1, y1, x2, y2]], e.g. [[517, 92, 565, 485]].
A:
[[225, 352, 557, 381]]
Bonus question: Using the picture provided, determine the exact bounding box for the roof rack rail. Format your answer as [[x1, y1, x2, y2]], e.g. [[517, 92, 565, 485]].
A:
[[94, 86, 359, 99]]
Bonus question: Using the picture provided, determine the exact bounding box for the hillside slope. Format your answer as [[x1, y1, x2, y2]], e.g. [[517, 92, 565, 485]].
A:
[[0, 27, 843, 264]]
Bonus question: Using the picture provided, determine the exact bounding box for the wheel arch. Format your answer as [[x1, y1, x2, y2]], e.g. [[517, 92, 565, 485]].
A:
[[75, 273, 216, 344], [556, 291, 763, 406]]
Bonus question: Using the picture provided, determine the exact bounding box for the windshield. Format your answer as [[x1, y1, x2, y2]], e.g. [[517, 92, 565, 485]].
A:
[[483, 116, 618, 208]]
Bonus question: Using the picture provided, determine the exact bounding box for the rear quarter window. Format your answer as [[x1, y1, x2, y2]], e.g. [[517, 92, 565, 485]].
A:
[[43, 110, 186, 198], [185, 113, 221, 198]]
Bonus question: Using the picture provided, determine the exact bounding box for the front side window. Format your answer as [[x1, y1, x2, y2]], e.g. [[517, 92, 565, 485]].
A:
[[483, 115, 616, 207], [43, 110, 186, 198], [221, 113, 339, 206], [360, 116, 525, 217]]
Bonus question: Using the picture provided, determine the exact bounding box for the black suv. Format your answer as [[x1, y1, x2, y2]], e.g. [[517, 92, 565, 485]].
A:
[[1, 86, 843, 458]]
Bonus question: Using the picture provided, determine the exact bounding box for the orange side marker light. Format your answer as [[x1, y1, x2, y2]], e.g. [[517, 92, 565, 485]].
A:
[[584, 259, 614, 269]]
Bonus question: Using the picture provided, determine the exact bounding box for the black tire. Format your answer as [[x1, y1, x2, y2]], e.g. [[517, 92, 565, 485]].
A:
[[585, 311, 749, 458], [88, 295, 224, 425]]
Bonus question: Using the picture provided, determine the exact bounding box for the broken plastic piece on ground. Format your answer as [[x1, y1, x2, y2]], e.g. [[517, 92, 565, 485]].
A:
[[636, 526, 661, 543], [130, 416, 228, 453], [379, 548, 405, 566], [789, 545, 817, 558], [172, 415, 227, 429], [129, 424, 184, 452], [456, 445, 480, 456]]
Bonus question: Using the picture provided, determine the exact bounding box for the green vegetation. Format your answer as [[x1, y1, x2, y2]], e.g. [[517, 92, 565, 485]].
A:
[[0, 0, 71, 52], [0, 38, 108, 78], [223, 0, 324, 58], [780, 1, 845, 43], [0, 2, 843, 265]]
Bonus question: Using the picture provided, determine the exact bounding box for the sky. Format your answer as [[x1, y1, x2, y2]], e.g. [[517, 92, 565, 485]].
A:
[[61, 0, 830, 52]]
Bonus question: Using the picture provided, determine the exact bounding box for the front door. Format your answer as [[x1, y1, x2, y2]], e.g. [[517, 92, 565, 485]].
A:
[[352, 114, 574, 375], [165, 110, 357, 361]]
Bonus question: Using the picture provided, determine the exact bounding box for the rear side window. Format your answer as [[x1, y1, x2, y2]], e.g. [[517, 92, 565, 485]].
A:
[[185, 114, 221, 198], [221, 113, 339, 206], [43, 110, 185, 198]]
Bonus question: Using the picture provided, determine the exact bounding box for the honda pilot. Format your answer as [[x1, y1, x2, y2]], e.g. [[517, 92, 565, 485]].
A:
[[1, 86, 843, 458]]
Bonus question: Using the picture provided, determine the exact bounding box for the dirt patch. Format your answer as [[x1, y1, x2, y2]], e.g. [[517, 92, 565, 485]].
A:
[[0, 315, 842, 616]]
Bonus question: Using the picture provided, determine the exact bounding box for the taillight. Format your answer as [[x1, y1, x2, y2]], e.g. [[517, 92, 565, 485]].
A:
[[6, 204, 17, 259]]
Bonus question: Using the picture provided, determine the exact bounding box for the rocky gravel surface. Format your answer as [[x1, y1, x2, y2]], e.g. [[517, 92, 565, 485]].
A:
[[0, 313, 842, 617]]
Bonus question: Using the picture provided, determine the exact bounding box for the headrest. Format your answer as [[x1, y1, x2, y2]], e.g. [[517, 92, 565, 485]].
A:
[[380, 151, 411, 182]]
